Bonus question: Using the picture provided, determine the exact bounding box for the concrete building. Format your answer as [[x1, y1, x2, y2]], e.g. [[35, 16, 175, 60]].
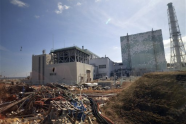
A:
[[89, 57, 114, 79], [89, 57, 124, 79], [31, 44, 127, 84], [120, 29, 167, 75], [112, 62, 124, 77], [31, 46, 94, 85], [113, 62, 123, 71]]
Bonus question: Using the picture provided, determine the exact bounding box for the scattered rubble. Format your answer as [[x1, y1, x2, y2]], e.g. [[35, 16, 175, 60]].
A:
[[0, 82, 118, 124]]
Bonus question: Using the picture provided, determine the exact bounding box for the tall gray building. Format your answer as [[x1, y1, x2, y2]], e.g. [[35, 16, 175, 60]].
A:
[[120, 29, 167, 74]]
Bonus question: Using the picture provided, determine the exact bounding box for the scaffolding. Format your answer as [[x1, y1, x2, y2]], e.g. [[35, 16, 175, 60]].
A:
[[51, 46, 90, 64], [167, 3, 186, 70]]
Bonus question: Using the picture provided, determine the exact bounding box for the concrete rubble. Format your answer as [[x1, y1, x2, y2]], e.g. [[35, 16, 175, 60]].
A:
[[0, 82, 115, 124]]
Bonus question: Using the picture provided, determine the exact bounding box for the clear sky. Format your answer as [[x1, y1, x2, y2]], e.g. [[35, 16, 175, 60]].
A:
[[0, 0, 185, 77]]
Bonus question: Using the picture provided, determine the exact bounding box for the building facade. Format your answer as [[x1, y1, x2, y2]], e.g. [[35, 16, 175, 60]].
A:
[[89, 57, 113, 79], [31, 46, 94, 85], [120, 29, 167, 74], [89, 57, 123, 79]]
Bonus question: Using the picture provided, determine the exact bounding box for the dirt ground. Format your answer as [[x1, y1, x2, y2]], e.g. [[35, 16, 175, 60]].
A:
[[101, 71, 186, 124]]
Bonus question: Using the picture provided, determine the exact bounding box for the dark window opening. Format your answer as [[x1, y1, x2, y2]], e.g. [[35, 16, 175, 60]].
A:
[[99, 65, 106, 68]]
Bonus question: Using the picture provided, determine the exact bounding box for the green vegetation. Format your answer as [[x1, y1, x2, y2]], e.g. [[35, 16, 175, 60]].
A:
[[103, 72, 186, 124]]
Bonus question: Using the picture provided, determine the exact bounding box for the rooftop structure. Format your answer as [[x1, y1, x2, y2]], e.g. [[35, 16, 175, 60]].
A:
[[50, 46, 90, 64], [83, 49, 100, 59]]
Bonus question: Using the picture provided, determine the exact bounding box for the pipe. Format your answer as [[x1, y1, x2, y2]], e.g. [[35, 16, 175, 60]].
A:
[[97, 103, 114, 124]]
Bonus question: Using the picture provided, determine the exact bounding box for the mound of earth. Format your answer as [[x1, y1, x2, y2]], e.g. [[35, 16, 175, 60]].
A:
[[102, 71, 186, 124]]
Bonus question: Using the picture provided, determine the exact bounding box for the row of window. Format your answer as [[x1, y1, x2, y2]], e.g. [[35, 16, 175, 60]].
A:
[[99, 65, 106, 68], [99, 64, 123, 69]]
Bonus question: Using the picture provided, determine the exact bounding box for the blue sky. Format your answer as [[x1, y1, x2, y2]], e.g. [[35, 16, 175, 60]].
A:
[[0, 0, 185, 77]]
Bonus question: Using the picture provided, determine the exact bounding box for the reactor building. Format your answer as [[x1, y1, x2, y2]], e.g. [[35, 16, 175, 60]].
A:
[[31, 46, 96, 85], [120, 29, 167, 74]]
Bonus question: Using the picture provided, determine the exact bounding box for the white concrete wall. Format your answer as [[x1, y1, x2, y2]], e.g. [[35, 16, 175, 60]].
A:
[[108, 59, 114, 76], [44, 62, 77, 85], [113, 63, 123, 71], [32, 54, 94, 85], [32, 54, 46, 85], [76, 62, 94, 84], [89, 57, 113, 77], [32, 55, 39, 83]]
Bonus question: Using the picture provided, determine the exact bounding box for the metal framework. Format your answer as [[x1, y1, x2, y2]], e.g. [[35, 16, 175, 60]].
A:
[[167, 3, 186, 70], [51, 47, 89, 64]]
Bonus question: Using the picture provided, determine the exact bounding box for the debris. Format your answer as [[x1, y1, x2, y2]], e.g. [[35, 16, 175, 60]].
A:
[[88, 116, 93, 124], [0, 83, 109, 124]]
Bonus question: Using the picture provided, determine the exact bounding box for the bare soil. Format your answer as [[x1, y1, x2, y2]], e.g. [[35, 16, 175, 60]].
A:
[[101, 71, 186, 124]]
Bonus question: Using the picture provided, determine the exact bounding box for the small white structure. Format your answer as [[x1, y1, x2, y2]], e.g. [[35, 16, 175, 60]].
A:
[[89, 57, 123, 79], [89, 57, 113, 78]]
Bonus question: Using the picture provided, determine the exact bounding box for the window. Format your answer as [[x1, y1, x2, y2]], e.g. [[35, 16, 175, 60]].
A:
[[99, 65, 106, 68]]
